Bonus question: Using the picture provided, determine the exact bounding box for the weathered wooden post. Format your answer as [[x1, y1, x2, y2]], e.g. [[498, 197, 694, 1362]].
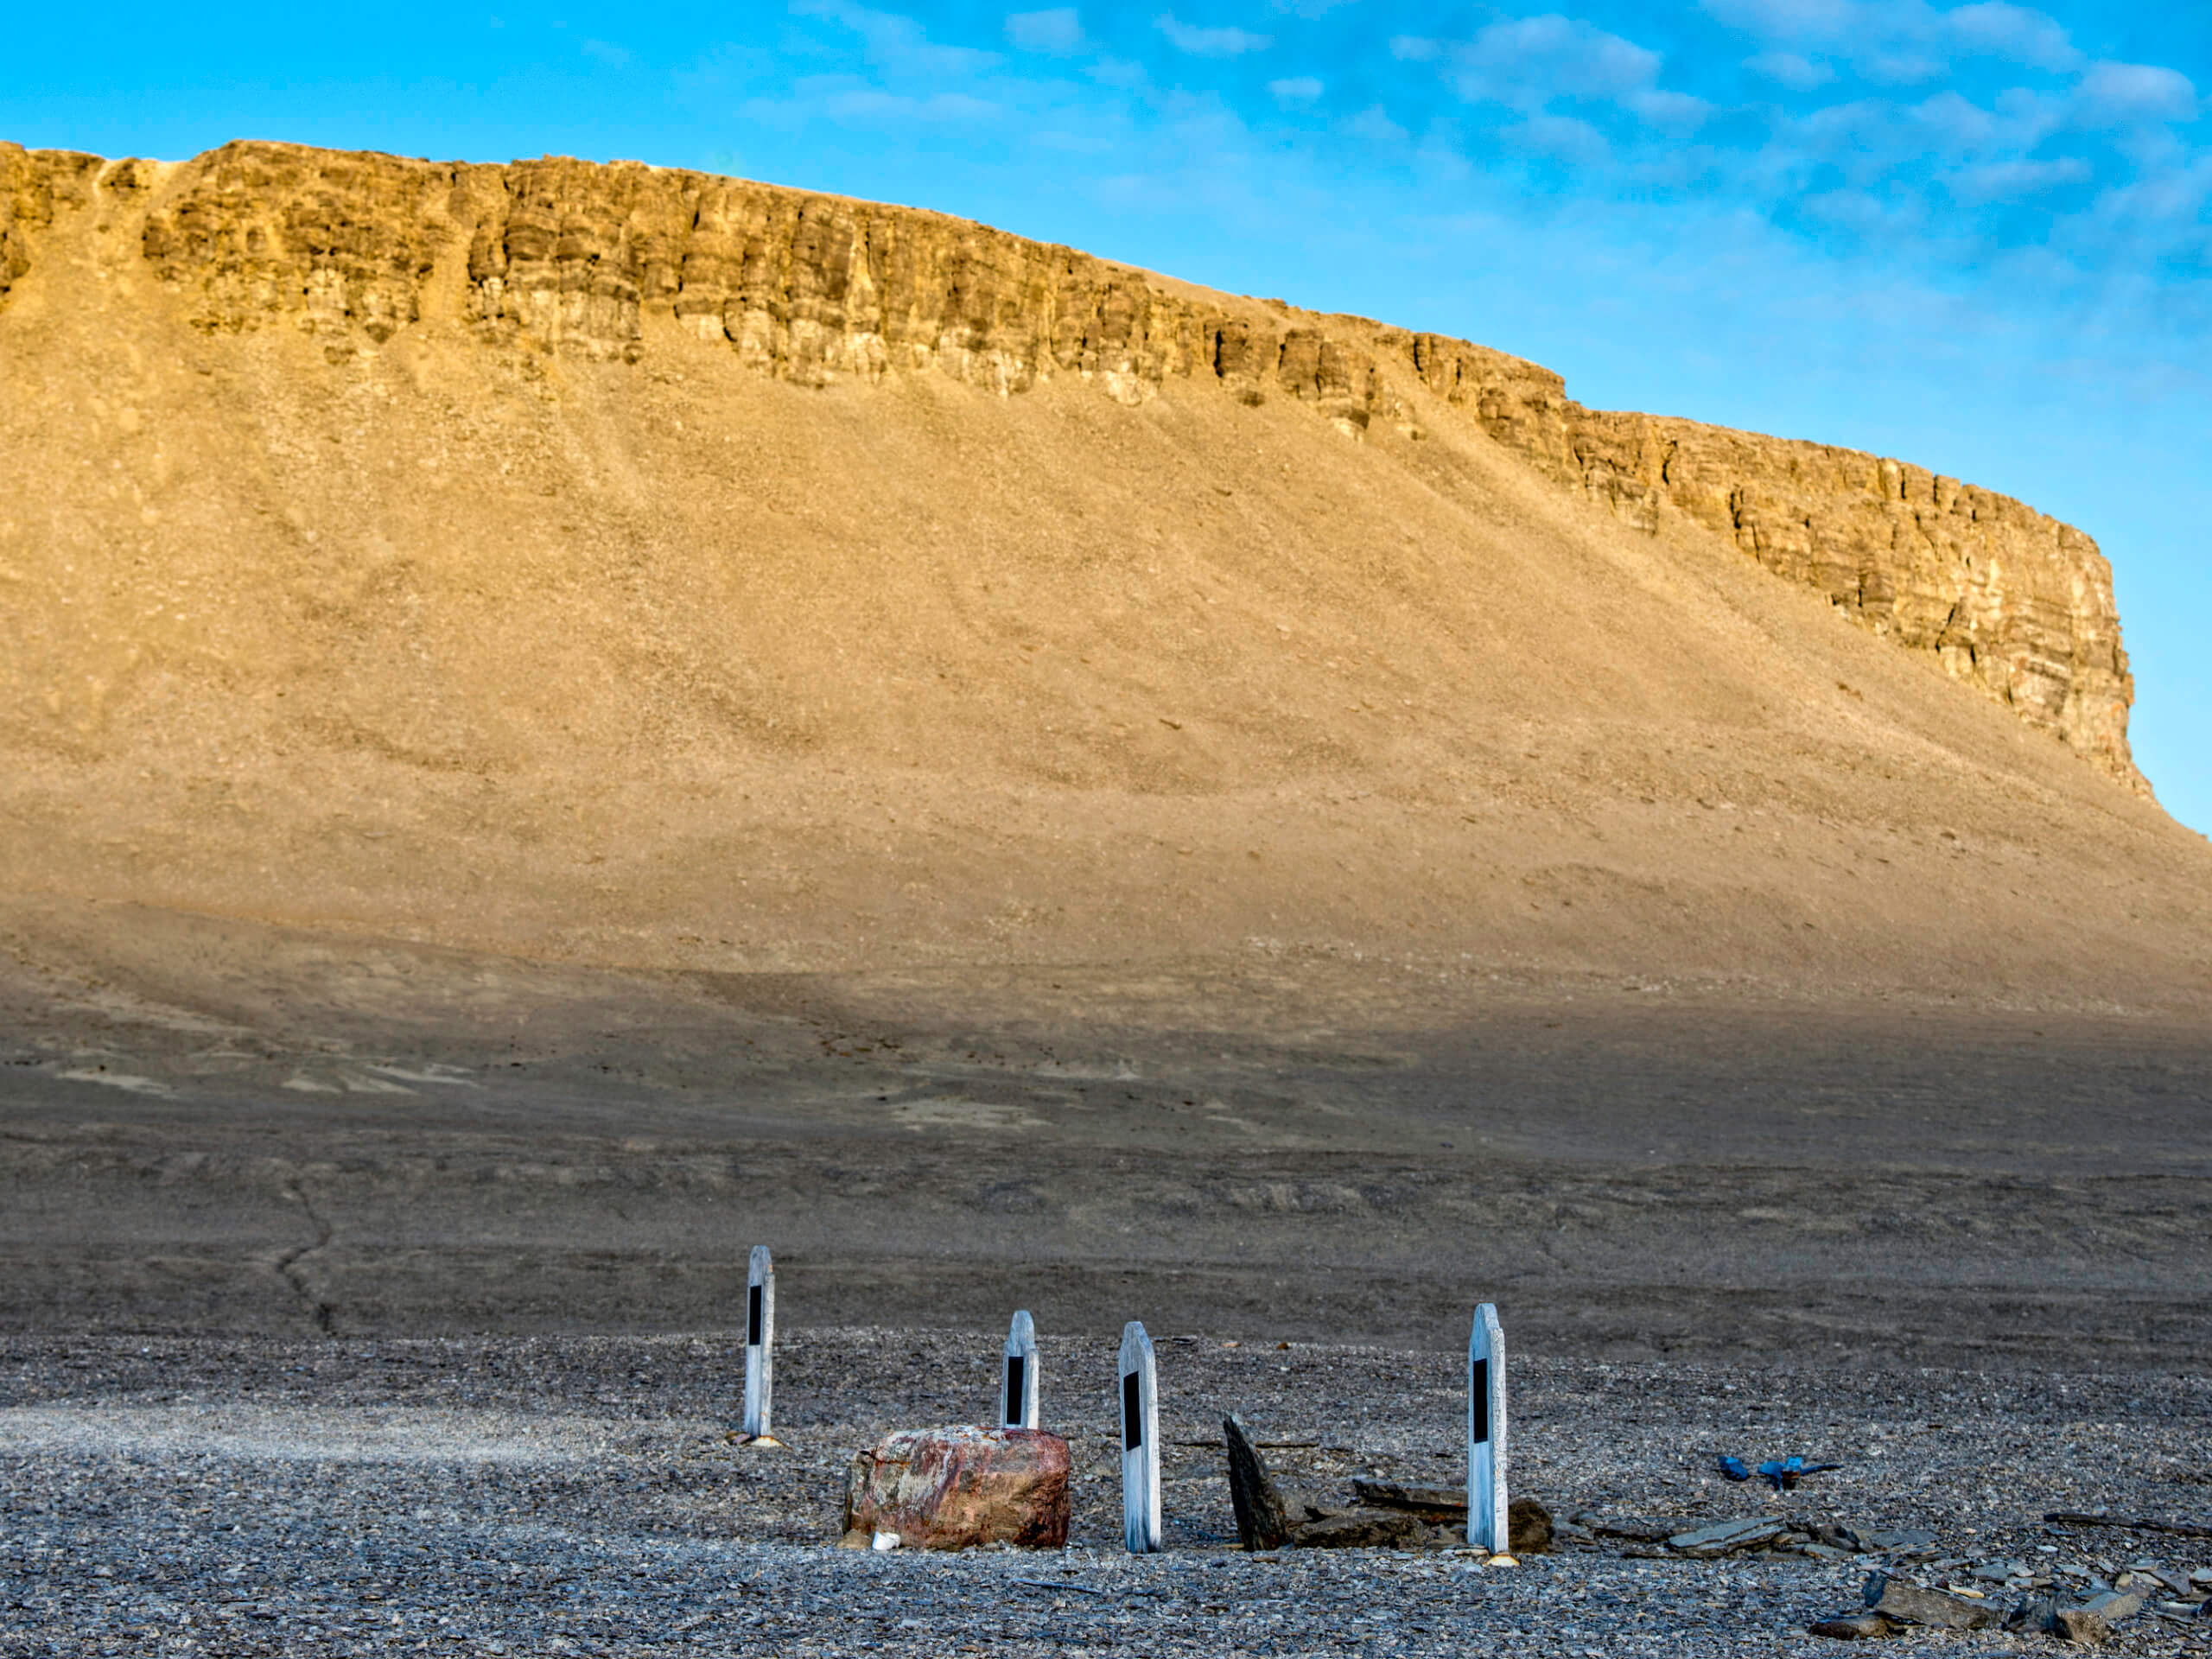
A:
[[1467, 1302, 1508, 1553], [1000, 1310, 1039, 1429], [1119, 1320, 1161, 1553], [743, 1245, 776, 1440]]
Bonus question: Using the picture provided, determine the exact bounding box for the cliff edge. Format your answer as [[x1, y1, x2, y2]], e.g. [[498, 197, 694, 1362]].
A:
[[0, 138, 2140, 790]]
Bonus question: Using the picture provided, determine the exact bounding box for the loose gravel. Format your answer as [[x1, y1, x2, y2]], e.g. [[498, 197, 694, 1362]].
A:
[[4, 1329, 2209, 1655]]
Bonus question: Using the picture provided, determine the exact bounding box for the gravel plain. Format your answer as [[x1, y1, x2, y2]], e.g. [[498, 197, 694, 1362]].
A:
[[4, 1327, 2209, 1656]]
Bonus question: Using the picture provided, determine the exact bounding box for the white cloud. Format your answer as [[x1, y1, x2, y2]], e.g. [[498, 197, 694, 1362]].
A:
[[581, 38, 632, 67], [1155, 14, 1274, 56], [1707, 0, 2084, 82], [1944, 2, 2081, 72], [1634, 87, 1713, 125], [1747, 51, 1834, 90], [1347, 104, 1410, 146], [1389, 35, 1440, 63], [1006, 8, 1085, 54], [1510, 111, 1612, 165], [1452, 15, 1669, 112], [1950, 156, 2090, 200], [1268, 75, 1324, 103], [821, 88, 1002, 120], [794, 0, 1001, 78], [1859, 50, 1946, 86], [2074, 61, 2198, 126], [1700, 0, 1854, 41]]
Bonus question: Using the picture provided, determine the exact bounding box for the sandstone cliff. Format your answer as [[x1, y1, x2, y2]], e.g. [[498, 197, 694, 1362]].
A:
[[5, 137, 2203, 1007], [0, 139, 2137, 789]]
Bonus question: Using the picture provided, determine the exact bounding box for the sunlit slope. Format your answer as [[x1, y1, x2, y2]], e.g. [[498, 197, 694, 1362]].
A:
[[1, 142, 2206, 1007]]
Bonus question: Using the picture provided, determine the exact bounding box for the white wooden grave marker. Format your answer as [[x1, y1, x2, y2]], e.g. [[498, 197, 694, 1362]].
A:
[[1000, 1310, 1039, 1429], [742, 1245, 776, 1440], [1118, 1320, 1161, 1553], [1466, 1302, 1509, 1554]]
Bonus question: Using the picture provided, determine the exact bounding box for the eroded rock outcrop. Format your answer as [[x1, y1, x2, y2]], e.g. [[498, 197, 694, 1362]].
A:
[[0, 137, 2141, 787], [0, 144, 101, 304], [1389, 332, 2136, 785]]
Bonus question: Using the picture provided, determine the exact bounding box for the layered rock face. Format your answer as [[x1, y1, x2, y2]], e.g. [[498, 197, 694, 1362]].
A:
[[0, 138, 2139, 786], [1400, 335, 2138, 785]]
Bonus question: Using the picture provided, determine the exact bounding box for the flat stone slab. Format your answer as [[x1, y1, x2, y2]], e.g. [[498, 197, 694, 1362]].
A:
[[1861, 1529, 1939, 1555], [1861, 1572, 1997, 1630], [1669, 1516, 1786, 1556], [1291, 1509, 1427, 1550], [1809, 1612, 1895, 1640], [1581, 1514, 1689, 1543], [1351, 1479, 1465, 1517]]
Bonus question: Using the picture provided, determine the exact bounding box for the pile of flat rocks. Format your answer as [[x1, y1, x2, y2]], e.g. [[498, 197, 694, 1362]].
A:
[[1221, 1415, 1552, 1554], [1808, 1566, 2206, 1643], [1560, 1507, 2211, 1643], [1567, 1512, 1916, 1561], [1805, 1554, 2212, 1643]]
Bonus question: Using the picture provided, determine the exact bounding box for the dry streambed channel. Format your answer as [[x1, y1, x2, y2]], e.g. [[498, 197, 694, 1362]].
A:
[[3, 1330, 2209, 1656]]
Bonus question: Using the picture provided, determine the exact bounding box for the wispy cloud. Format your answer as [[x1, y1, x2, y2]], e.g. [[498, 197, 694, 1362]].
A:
[[1746, 50, 1834, 90], [1155, 14, 1273, 57], [1006, 8, 1086, 55], [2073, 61, 2198, 125], [1701, 0, 2087, 82], [794, 0, 1000, 78]]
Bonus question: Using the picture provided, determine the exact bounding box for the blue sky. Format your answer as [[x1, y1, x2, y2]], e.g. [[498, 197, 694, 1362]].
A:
[[8, 1, 2207, 831]]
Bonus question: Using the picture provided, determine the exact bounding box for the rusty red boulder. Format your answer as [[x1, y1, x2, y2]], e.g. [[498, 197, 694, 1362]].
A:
[[842, 1426, 1071, 1549]]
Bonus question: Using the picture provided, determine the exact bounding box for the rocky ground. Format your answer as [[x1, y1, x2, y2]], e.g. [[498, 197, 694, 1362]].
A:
[[3, 1328, 2209, 1656]]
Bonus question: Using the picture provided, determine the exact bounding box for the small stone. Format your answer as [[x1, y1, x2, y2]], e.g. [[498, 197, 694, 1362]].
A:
[[837, 1529, 869, 1549], [872, 1530, 901, 1551], [1862, 1529, 1939, 1556], [2079, 1591, 2142, 1624], [2050, 1606, 2113, 1645], [1859, 1573, 1998, 1630], [1809, 1613, 1897, 1640], [1509, 1497, 1554, 1555]]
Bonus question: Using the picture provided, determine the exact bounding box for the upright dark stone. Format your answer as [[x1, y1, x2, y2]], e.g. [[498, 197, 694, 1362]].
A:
[[1224, 1414, 1294, 1551]]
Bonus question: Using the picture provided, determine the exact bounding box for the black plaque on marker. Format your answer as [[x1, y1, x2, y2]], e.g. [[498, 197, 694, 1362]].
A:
[[747, 1284, 764, 1347], [1122, 1371, 1143, 1450], [1471, 1357, 1491, 1443], [1005, 1356, 1027, 1425]]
